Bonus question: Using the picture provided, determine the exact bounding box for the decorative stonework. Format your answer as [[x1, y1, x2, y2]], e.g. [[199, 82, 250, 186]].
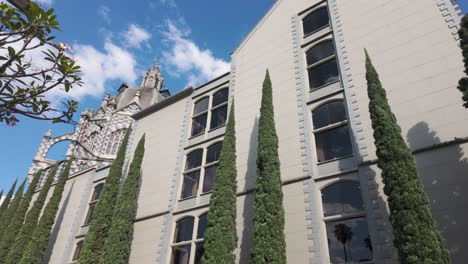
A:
[[290, 14, 325, 264], [328, 0, 369, 162], [434, 0, 463, 41]]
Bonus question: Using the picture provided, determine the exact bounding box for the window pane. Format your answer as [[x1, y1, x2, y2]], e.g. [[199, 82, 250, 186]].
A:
[[174, 217, 195, 242], [322, 181, 364, 217], [203, 165, 217, 193], [197, 214, 208, 239], [315, 126, 352, 162], [84, 203, 96, 225], [191, 114, 207, 137], [186, 150, 203, 170], [206, 142, 223, 163], [181, 171, 200, 198], [326, 218, 373, 263], [312, 101, 347, 129], [171, 244, 192, 264], [212, 88, 229, 107], [303, 7, 329, 36], [210, 105, 228, 129], [72, 241, 83, 261], [92, 184, 104, 201], [194, 243, 205, 264], [308, 58, 339, 89], [306, 40, 335, 66], [194, 97, 209, 115]]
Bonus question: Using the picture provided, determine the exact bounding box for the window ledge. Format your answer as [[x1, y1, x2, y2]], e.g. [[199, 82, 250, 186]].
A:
[[188, 132, 205, 141], [302, 26, 332, 48], [178, 195, 197, 202], [309, 79, 341, 93], [200, 191, 213, 196], [317, 154, 353, 165], [208, 124, 226, 133]]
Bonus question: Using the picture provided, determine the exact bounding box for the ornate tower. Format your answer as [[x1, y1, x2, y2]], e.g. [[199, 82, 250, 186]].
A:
[[140, 64, 164, 91]]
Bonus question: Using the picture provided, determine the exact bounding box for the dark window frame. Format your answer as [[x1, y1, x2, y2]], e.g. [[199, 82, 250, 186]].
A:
[[321, 181, 373, 264], [190, 97, 210, 137], [171, 213, 207, 264], [306, 39, 340, 90], [209, 88, 229, 130], [181, 149, 204, 199], [83, 183, 104, 226], [302, 6, 330, 37], [312, 100, 353, 163], [202, 142, 223, 194], [71, 240, 83, 262]]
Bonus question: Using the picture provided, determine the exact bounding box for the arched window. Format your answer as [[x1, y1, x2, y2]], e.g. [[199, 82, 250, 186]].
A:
[[171, 214, 207, 264], [306, 40, 339, 90], [71, 240, 83, 262], [191, 97, 209, 137], [84, 183, 104, 226], [303, 7, 329, 36], [312, 100, 352, 162], [181, 149, 203, 199], [106, 129, 126, 154], [321, 181, 373, 263], [190, 88, 229, 138], [203, 142, 223, 193], [210, 88, 228, 129]]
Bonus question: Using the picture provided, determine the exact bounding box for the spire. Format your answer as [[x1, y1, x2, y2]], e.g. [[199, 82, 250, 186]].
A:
[[140, 64, 164, 91]]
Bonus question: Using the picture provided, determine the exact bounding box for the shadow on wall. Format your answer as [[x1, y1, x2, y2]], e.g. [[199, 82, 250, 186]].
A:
[[239, 117, 258, 263], [42, 181, 75, 264], [407, 122, 468, 264]]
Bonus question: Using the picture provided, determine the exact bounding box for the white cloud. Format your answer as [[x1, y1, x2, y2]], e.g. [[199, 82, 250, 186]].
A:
[[123, 24, 152, 49], [161, 20, 230, 86], [65, 40, 138, 99], [98, 5, 111, 25]]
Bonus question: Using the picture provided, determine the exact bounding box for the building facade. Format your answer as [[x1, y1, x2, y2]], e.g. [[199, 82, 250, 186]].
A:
[[28, 0, 467, 263]]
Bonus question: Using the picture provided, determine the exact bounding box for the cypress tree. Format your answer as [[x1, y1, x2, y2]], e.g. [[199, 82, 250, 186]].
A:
[[250, 70, 286, 264], [0, 169, 42, 262], [99, 135, 145, 264], [458, 14, 468, 108], [365, 51, 450, 264], [4, 164, 59, 264], [202, 102, 238, 264], [18, 158, 73, 264], [78, 128, 131, 264], [0, 180, 17, 219], [0, 180, 25, 241]]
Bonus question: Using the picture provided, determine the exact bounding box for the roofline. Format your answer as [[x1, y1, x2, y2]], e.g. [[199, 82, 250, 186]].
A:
[[194, 72, 230, 90], [132, 87, 194, 120], [231, 0, 282, 55]]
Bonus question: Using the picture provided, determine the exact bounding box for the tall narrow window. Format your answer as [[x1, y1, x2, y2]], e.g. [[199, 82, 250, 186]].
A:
[[303, 7, 329, 36], [312, 100, 352, 162], [71, 240, 83, 262], [306, 40, 339, 90], [321, 181, 373, 263], [171, 214, 207, 264], [106, 129, 126, 154], [203, 142, 222, 193], [84, 183, 104, 226], [210, 88, 228, 129], [191, 97, 209, 137], [181, 150, 203, 199]]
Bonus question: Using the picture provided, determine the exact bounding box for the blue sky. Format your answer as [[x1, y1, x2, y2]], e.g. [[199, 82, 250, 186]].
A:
[[0, 0, 467, 195]]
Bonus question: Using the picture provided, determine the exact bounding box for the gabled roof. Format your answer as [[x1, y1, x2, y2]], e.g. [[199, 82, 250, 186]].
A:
[[231, 0, 281, 55]]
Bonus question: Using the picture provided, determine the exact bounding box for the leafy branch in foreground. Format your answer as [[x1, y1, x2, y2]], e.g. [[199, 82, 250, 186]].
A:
[[0, 2, 82, 125]]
